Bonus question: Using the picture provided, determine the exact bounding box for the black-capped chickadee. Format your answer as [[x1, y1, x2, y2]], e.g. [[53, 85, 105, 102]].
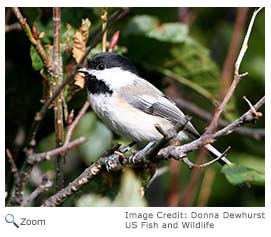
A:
[[78, 53, 231, 165]]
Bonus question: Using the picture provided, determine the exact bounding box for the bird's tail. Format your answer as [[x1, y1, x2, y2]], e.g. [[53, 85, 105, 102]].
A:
[[204, 144, 232, 166]]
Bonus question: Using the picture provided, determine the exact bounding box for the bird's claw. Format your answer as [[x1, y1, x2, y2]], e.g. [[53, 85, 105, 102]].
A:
[[128, 141, 155, 165], [105, 143, 136, 171], [105, 154, 120, 172]]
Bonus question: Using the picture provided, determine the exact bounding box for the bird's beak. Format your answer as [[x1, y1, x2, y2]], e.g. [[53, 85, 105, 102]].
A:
[[77, 67, 89, 74]]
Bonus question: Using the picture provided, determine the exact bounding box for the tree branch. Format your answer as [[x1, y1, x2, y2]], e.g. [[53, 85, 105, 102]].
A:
[[173, 96, 264, 140], [204, 8, 262, 137], [52, 7, 65, 191], [220, 8, 249, 97], [41, 118, 191, 206], [21, 176, 52, 207], [64, 101, 90, 146], [11, 7, 54, 73], [158, 96, 264, 162], [27, 137, 88, 165], [5, 22, 21, 32], [10, 101, 89, 206], [41, 96, 264, 206], [6, 149, 20, 193]]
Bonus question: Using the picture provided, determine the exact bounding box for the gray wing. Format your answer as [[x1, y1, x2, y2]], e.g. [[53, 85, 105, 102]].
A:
[[118, 79, 200, 138]]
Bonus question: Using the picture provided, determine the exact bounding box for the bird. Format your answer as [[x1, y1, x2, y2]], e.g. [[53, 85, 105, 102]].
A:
[[78, 52, 231, 166]]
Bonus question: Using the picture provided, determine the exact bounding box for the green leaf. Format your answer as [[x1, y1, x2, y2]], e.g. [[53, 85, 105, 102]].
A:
[[72, 112, 113, 163], [113, 169, 147, 207], [30, 45, 43, 70], [228, 152, 264, 173], [221, 163, 264, 186], [149, 23, 188, 43], [123, 15, 188, 43], [121, 15, 220, 102], [123, 15, 159, 36], [75, 194, 112, 207], [245, 57, 265, 81]]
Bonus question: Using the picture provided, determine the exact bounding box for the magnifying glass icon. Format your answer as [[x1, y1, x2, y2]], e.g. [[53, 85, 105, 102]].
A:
[[5, 214, 19, 228]]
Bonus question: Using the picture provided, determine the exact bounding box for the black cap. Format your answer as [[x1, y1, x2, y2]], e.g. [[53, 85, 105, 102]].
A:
[[86, 52, 139, 76]]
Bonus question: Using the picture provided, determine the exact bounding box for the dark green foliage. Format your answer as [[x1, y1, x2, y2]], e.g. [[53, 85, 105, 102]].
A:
[[222, 163, 264, 186]]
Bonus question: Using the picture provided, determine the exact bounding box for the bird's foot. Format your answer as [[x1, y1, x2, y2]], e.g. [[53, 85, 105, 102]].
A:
[[105, 153, 121, 172], [129, 141, 155, 165], [119, 141, 137, 154], [105, 142, 137, 171]]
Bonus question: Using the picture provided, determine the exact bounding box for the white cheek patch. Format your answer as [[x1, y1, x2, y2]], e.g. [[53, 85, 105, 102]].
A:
[[88, 67, 137, 90]]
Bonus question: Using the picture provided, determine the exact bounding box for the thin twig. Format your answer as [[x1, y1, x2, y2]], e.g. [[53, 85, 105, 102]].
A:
[[64, 101, 90, 145], [173, 96, 264, 140], [6, 149, 20, 186], [10, 163, 32, 206], [159, 96, 264, 162], [21, 176, 52, 207], [215, 96, 264, 137], [220, 8, 249, 97], [243, 96, 263, 117], [27, 137, 88, 164], [11, 7, 54, 73], [9, 136, 87, 206], [192, 146, 232, 168], [5, 22, 22, 32], [41, 156, 105, 207], [204, 8, 263, 137], [235, 8, 263, 70]]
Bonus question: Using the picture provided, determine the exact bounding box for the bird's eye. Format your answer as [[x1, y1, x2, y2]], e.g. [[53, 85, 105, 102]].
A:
[[96, 63, 105, 70]]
